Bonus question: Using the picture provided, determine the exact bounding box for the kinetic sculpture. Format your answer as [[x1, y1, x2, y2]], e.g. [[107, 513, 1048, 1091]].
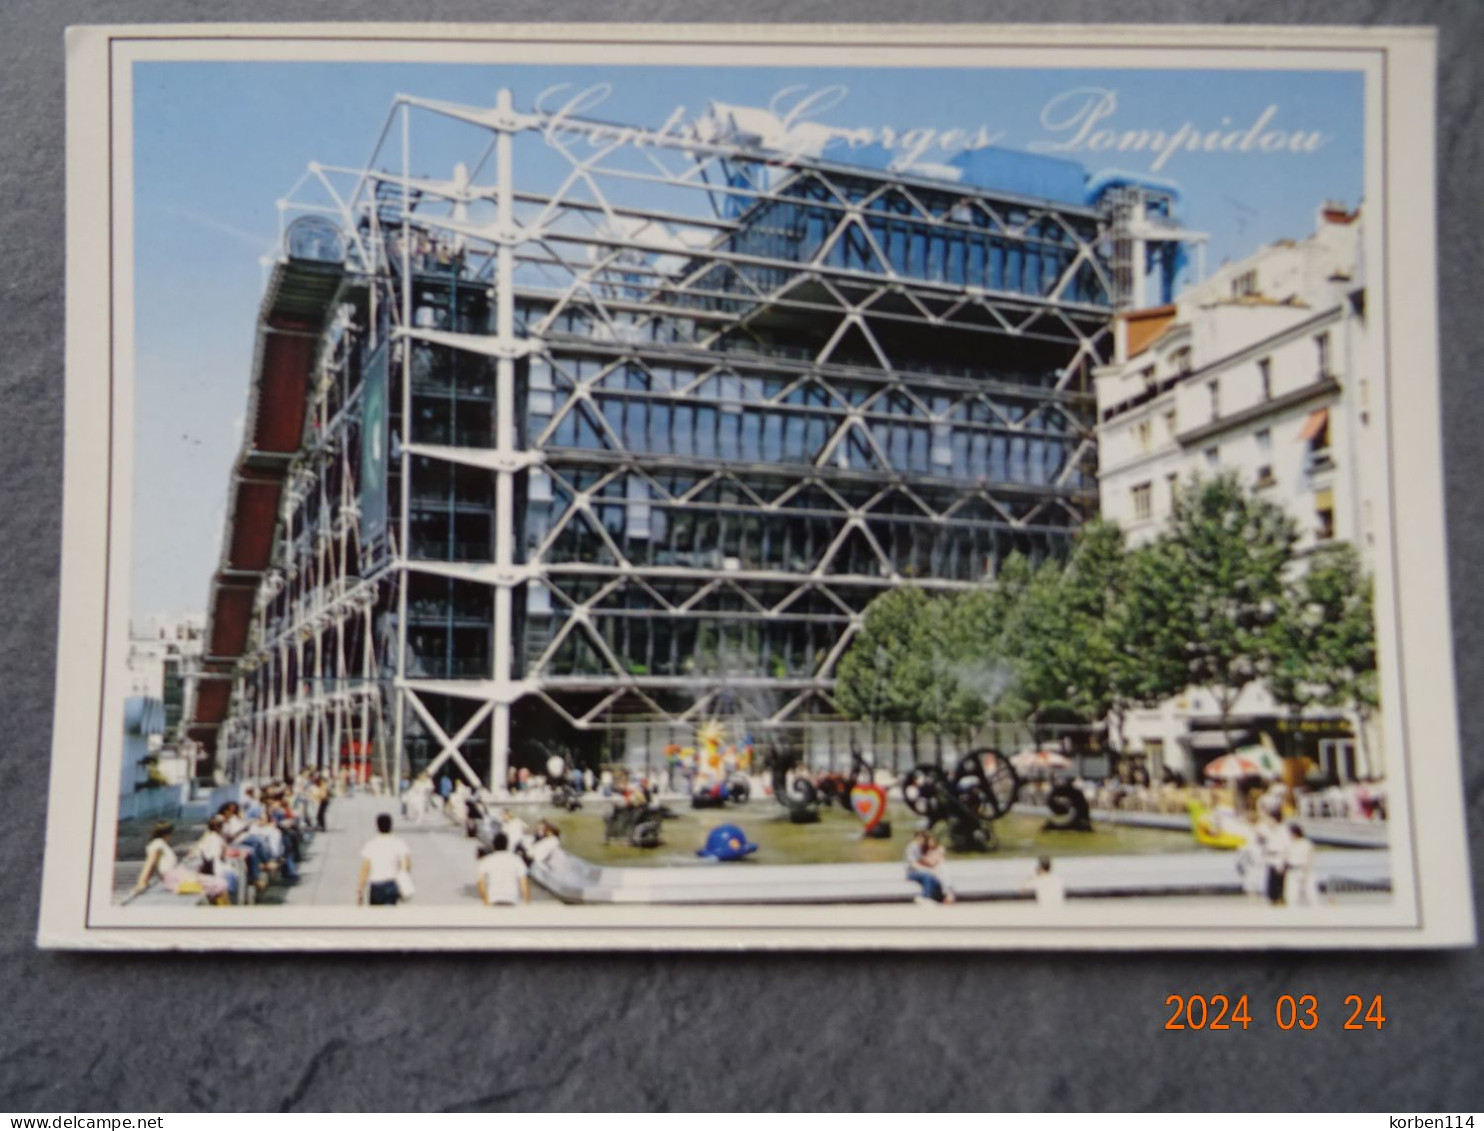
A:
[[900, 750, 1021, 853], [686, 721, 753, 809], [848, 782, 892, 839], [768, 744, 876, 825], [769, 748, 823, 824], [602, 785, 674, 848], [1042, 783, 1094, 832], [696, 824, 759, 862]]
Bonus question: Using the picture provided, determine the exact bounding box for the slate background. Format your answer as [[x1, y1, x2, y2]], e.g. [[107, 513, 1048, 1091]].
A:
[[1, 0, 1479, 1113]]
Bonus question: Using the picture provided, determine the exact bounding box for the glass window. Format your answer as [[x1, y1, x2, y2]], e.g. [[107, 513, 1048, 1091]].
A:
[[908, 229, 927, 277], [947, 235, 966, 285], [1006, 245, 1023, 294], [1315, 332, 1332, 377], [784, 413, 806, 461], [741, 409, 762, 461], [674, 406, 694, 456], [1132, 482, 1152, 522]]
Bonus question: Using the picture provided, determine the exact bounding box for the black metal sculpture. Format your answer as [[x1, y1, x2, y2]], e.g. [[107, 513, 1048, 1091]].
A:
[[602, 785, 674, 848], [769, 745, 823, 824], [690, 772, 751, 809], [768, 744, 878, 824], [900, 749, 1021, 852], [1042, 783, 1094, 832]]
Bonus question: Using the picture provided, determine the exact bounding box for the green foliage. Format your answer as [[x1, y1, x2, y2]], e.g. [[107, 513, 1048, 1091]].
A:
[[832, 475, 1377, 748], [1008, 520, 1132, 730], [1125, 473, 1298, 726], [1114, 539, 1197, 708], [1268, 541, 1377, 718], [834, 585, 987, 738], [949, 552, 1034, 722]]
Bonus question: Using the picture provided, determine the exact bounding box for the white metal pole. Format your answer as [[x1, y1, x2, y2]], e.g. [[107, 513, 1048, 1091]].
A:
[[490, 88, 518, 793], [392, 100, 412, 796]]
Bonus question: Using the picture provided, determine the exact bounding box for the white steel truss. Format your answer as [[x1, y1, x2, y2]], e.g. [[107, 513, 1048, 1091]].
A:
[[216, 87, 1154, 789]]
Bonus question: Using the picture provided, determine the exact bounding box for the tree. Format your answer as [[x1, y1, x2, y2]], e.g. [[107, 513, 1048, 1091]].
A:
[[1115, 540, 1197, 710], [947, 552, 1035, 727], [1000, 556, 1074, 742], [1267, 542, 1378, 770], [1122, 473, 1299, 751], [834, 586, 980, 759], [1010, 520, 1133, 752]]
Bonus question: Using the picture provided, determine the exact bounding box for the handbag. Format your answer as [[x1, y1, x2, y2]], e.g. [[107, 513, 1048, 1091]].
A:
[[395, 870, 416, 900]]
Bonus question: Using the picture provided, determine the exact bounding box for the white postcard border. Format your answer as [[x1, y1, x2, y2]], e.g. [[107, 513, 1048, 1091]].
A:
[[40, 22, 1475, 950]]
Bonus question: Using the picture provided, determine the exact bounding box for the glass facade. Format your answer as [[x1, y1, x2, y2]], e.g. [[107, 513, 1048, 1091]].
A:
[[219, 103, 1118, 785]]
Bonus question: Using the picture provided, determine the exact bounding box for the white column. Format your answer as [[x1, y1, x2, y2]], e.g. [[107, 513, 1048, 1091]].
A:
[[392, 100, 413, 793], [1130, 198, 1148, 310], [490, 88, 518, 793]]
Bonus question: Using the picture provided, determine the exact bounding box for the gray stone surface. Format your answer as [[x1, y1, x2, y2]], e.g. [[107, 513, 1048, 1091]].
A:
[[0, 0, 1480, 1112]]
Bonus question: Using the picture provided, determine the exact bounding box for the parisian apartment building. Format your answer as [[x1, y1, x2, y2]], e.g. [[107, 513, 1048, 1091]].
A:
[[1094, 202, 1382, 783]]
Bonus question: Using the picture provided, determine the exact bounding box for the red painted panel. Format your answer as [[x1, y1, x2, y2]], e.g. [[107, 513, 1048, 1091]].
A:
[[194, 677, 232, 724], [251, 332, 314, 453], [208, 585, 255, 658], [225, 478, 282, 572]]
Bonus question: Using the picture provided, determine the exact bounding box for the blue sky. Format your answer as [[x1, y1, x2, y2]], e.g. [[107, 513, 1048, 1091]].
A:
[[130, 61, 1364, 619]]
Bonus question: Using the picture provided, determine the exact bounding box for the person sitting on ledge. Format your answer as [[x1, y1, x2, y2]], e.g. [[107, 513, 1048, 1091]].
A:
[[905, 829, 956, 905], [130, 820, 233, 905], [476, 833, 530, 907]]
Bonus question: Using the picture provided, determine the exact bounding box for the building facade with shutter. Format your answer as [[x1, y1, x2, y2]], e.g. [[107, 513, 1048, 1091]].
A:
[[1094, 203, 1382, 783]]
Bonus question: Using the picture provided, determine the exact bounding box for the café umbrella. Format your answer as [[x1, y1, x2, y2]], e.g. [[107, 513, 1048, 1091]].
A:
[[1202, 746, 1284, 781], [1012, 748, 1074, 774]]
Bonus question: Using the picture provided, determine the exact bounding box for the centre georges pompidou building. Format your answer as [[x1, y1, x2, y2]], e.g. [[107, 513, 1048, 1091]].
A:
[[187, 89, 1193, 790]]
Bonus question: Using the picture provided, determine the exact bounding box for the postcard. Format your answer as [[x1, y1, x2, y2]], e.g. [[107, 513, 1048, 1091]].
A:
[[39, 21, 1474, 949]]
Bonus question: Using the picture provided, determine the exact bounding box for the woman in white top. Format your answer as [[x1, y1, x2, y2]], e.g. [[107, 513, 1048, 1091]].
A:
[[131, 821, 232, 904]]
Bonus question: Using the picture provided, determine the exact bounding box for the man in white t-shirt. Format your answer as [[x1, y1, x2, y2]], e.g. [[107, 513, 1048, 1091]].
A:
[[476, 834, 530, 906], [356, 813, 412, 906]]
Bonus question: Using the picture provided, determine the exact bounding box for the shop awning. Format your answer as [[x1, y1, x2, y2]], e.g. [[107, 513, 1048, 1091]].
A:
[[1298, 407, 1329, 442]]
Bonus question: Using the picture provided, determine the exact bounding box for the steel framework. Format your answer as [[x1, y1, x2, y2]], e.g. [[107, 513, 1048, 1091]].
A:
[[191, 88, 1178, 790]]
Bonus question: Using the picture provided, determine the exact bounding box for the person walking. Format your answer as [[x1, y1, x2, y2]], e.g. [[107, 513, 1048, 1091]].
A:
[[1283, 822, 1320, 906], [356, 813, 412, 907], [311, 774, 332, 833]]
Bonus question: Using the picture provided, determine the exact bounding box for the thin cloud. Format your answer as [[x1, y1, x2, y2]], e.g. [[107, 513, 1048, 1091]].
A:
[[162, 204, 274, 252]]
